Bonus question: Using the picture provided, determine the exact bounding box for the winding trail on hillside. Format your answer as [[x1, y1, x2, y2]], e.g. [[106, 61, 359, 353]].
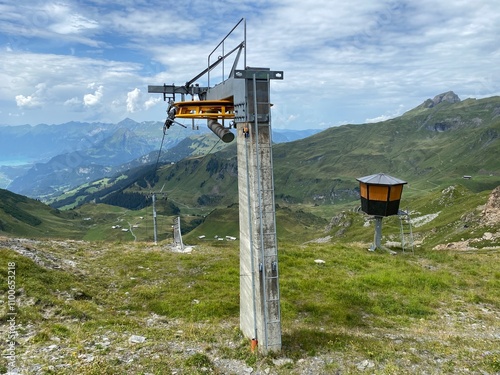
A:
[[128, 222, 137, 241]]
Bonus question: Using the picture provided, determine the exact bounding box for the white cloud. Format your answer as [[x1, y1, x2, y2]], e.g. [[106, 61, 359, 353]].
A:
[[0, 2, 102, 48], [144, 96, 161, 110], [106, 9, 196, 39], [43, 3, 99, 35], [0, 0, 499, 127], [63, 97, 85, 112], [15, 94, 40, 108], [52, 13, 99, 35], [14, 83, 46, 109], [83, 85, 104, 106], [366, 105, 406, 124], [126, 88, 141, 113], [64, 97, 81, 106], [127, 88, 163, 112], [365, 113, 395, 124]]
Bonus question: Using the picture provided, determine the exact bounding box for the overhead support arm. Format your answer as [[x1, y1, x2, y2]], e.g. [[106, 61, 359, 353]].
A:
[[207, 18, 246, 86], [148, 18, 246, 101], [148, 83, 209, 102], [185, 41, 245, 90], [229, 43, 245, 79]]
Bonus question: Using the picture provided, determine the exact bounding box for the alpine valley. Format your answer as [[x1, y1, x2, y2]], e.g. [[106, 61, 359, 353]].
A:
[[1, 90, 499, 244], [1, 92, 499, 374]]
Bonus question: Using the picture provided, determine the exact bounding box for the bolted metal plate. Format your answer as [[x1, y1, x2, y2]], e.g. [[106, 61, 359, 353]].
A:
[[234, 70, 284, 80]]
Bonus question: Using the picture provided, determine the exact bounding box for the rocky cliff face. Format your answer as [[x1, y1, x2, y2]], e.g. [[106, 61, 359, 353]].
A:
[[481, 185, 500, 226]]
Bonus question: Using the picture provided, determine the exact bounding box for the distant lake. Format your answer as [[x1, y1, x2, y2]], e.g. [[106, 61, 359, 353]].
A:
[[0, 159, 35, 167]]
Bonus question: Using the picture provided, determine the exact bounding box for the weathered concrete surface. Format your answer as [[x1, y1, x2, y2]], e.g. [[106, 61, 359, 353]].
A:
[[237, 121, 281, 353]]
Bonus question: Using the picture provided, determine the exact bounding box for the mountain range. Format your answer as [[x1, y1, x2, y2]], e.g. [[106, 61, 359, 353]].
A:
[[0, 118, 320, 197], [0, 91, 499, 242], [49, 91, 499, 211]]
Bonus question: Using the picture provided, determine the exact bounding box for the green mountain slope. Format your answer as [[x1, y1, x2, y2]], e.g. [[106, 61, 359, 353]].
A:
[[48, 92, 500, 213], [2, 93, 499, 246], [144, 93, 500, 209], [272, 95, 500, 204], [0, 189, 84, 238]]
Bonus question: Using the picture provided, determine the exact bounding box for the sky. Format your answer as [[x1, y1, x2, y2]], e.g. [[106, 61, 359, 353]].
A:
[[0, 0, 499, 130]]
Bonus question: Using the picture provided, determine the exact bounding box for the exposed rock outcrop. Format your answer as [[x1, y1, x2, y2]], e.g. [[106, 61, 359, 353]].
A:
[[422, 91, 461, 108], [481, 185, 500, 226]]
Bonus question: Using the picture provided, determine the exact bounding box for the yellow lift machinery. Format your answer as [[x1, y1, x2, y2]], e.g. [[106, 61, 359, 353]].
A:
[[173, 100, 234, 119]]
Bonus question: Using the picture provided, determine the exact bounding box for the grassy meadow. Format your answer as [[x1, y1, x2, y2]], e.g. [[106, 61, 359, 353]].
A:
[[1, 91, 499, 372], [1, 236, 499, 374]]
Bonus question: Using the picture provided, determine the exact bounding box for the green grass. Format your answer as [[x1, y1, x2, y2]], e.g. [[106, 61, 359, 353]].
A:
[[2, 176, 498, 264], [280, 243, 458, 327], [1, 237, 499, 373]]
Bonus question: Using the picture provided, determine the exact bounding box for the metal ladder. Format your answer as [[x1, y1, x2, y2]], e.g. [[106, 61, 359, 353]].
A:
[[398, 209, 414, 253], [253, 72, 282, 350]]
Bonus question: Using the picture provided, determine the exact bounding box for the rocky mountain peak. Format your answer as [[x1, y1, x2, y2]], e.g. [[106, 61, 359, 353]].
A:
[[422, 91, 461, 108]]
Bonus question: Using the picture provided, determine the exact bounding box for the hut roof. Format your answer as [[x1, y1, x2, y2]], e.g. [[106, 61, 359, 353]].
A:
[[356, 173, 407, 186]]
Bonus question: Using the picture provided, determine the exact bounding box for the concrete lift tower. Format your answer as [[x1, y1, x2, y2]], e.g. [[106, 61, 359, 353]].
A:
[[148, 19, 283, 353]]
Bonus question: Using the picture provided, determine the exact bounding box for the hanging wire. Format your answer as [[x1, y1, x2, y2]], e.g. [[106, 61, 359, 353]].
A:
[[153, 126, 168, 176], [151, 117, 225, 207], [200, 137, 222, 162]]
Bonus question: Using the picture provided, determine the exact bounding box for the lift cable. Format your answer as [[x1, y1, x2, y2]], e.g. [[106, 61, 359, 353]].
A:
[[152, 119, 223, 195], [153, 126, 168, 177]]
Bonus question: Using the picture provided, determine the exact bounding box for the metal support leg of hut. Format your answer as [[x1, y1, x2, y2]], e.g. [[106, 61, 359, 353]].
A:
[[370, 216, 383, 251]]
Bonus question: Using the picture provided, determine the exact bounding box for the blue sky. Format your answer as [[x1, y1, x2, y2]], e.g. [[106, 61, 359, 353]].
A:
[[0, 0, 499, 129]]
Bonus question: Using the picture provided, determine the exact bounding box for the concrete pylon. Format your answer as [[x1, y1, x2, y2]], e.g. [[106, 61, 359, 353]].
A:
[[235, 72, 281, 353], [238, 120, 281, 353], [161, 67, 284, 353]]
